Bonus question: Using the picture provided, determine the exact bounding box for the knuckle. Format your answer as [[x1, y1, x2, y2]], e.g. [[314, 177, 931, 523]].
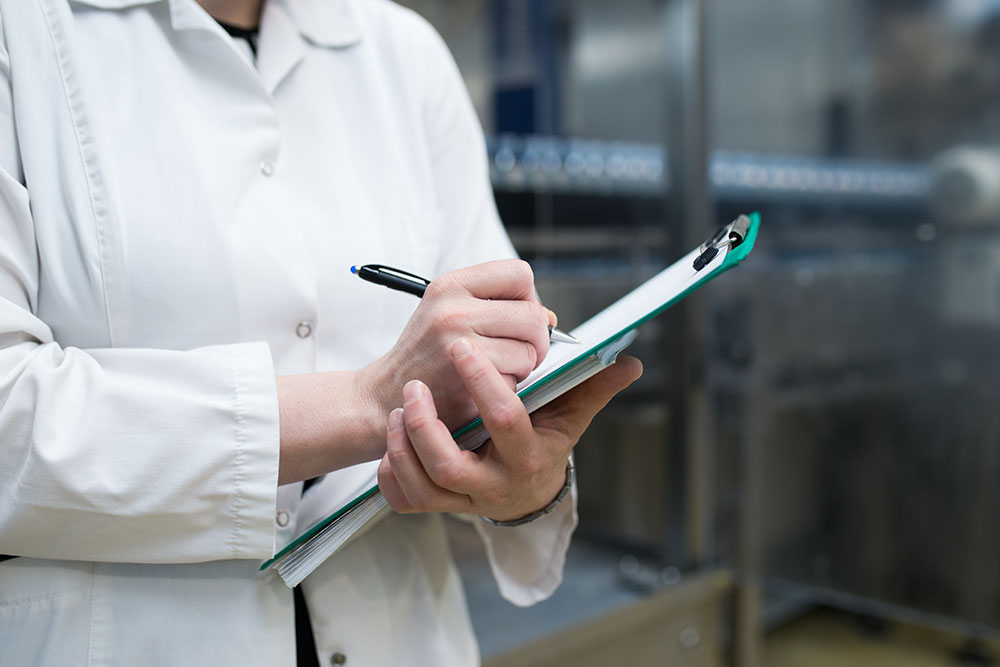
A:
[[533, 304, 549, 329], [383, 493, 410, 514], [423, 276, 452, 300], [521, 342, 538, 376], [512, 259, 534, 285], [489, 402, 521, 430], [405, 412, 434, 434], [431, 459, 465, 489], [409, 490, 436, 513], [466, 361, 494, 387], [534, 342, 549, 368], [520, 455, 543, 478], [386, 446, 411, 467], [512, 362, 533, 384], [523, 341, 538, 369], [429, 305, 463, 336], [380, 482, 411, 513], [525, 307, 549, 361], [393, 497, 415, 514]]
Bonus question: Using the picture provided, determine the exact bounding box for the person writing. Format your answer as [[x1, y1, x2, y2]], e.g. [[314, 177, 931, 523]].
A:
[[0, 0, 642, 665]]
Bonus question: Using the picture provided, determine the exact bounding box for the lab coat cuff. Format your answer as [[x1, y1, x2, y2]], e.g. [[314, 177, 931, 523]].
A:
[[472, 483, 578, 607], [225, 341, 281, 559]]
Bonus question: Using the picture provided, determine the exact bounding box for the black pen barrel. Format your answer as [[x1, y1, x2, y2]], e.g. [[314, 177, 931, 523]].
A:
[[357, 266, 428, 297]]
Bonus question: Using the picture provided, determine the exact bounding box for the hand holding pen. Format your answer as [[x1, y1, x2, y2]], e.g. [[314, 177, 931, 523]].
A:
[[352, 264, 579, 344], [353, 259, 574, 430]]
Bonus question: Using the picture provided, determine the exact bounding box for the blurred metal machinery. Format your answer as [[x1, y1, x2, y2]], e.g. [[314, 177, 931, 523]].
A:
[[401, 0, 1000, 664], [489, 135, 930, 204]]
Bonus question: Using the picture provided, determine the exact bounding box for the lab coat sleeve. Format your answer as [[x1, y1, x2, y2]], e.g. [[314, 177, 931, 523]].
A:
[[413, 15, 517, 276], [0, 28, 281, 565], [413, 14, 577, 606]]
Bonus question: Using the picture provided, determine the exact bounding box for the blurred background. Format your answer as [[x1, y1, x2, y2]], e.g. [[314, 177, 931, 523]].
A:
[[398, 1, 1000, 665]]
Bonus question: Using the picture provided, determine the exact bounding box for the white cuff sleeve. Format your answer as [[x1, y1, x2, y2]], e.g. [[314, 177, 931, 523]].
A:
[[0, 339, 281, 563], [471, 484, 578, 607]]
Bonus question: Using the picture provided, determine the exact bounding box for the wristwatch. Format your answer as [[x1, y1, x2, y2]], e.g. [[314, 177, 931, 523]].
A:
[[480, 461, 575, 527]]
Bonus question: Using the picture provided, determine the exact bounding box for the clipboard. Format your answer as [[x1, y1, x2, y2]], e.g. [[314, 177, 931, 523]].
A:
[[263, 212, 761, 587]]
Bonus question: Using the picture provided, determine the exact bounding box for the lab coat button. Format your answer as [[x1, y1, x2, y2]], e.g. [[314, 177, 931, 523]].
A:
[[296, 321, 313, 338], [275, 510, 290, 527], [330, 652, 347, 665], [260, 159, 275, 177]]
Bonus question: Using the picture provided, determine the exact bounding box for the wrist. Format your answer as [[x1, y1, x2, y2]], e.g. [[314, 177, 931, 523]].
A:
[[276, 368, 390, 484], [482, 462, 575, 527], [352, 364, 393, 457]]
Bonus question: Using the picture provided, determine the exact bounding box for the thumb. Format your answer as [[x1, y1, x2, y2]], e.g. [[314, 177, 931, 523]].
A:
[[532, 356, 643, 439]]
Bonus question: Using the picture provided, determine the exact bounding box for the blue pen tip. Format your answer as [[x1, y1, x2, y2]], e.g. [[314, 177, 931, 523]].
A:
[[350, 265, 357, 274]]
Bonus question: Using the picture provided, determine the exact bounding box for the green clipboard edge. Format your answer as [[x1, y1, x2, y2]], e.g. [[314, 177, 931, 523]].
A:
[[452, 210, 760, 439], [261, 212, 760, 572], [261, 484, 381, 570]]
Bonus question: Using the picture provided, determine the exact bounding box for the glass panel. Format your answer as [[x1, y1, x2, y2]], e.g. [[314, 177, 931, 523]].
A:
[[709, 0, 1000, 630]]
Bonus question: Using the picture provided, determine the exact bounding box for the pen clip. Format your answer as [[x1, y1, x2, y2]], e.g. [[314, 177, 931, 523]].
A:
[[693, 214, 752, 271], [727, 214, 750, 249], [361, 264, 431, 287]]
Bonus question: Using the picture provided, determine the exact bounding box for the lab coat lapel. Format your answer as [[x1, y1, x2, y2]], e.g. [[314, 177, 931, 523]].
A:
[[257, 0, 364, 96], [257, 1, 307, 97], [279, 0, 363, 49]]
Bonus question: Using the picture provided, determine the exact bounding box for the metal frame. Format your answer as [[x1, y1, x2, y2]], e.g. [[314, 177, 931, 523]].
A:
[[664, 1, 760, 665], [664, 0, 714, 571]]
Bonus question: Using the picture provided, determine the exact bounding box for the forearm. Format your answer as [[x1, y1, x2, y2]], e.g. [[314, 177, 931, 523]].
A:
[[276, 367, 389, 485]]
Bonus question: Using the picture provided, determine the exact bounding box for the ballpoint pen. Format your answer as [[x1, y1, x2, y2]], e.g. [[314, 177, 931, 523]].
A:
[[351, 264, 580, 344]]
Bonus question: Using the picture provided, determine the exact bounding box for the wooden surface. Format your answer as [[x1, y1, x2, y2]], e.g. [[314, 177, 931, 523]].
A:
[[764, 609, 1000, 667], [483, 570, 731, 667]]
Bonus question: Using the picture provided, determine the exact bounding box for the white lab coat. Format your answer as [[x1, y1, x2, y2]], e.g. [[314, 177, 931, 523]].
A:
[[0, 1, 577, 665]]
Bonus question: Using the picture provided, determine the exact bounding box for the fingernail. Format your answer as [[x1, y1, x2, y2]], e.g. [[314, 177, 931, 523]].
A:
[[403, 379, 425, 403], [451, 338, 473, 359], [388, 407, 404, 431]]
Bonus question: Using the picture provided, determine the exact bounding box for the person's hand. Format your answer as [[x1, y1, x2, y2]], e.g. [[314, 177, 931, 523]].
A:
[[361, 259, 555, 431], [276, 260, 559, 485], [377, 337, 642, 522]]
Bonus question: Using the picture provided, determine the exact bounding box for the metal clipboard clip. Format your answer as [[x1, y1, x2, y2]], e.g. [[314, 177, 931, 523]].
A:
[[693, 214, 752, 271]]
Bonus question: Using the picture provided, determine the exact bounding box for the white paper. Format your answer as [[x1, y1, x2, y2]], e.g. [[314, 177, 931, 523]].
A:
[[516, 241, 729, 393]]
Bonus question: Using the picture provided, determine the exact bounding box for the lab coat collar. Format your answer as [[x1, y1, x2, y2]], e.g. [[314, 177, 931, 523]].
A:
[[70, 0, 362, 49], [68, 0, 201, 33], [258, 0, 307, 94], [279, 0, 362, 49]]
